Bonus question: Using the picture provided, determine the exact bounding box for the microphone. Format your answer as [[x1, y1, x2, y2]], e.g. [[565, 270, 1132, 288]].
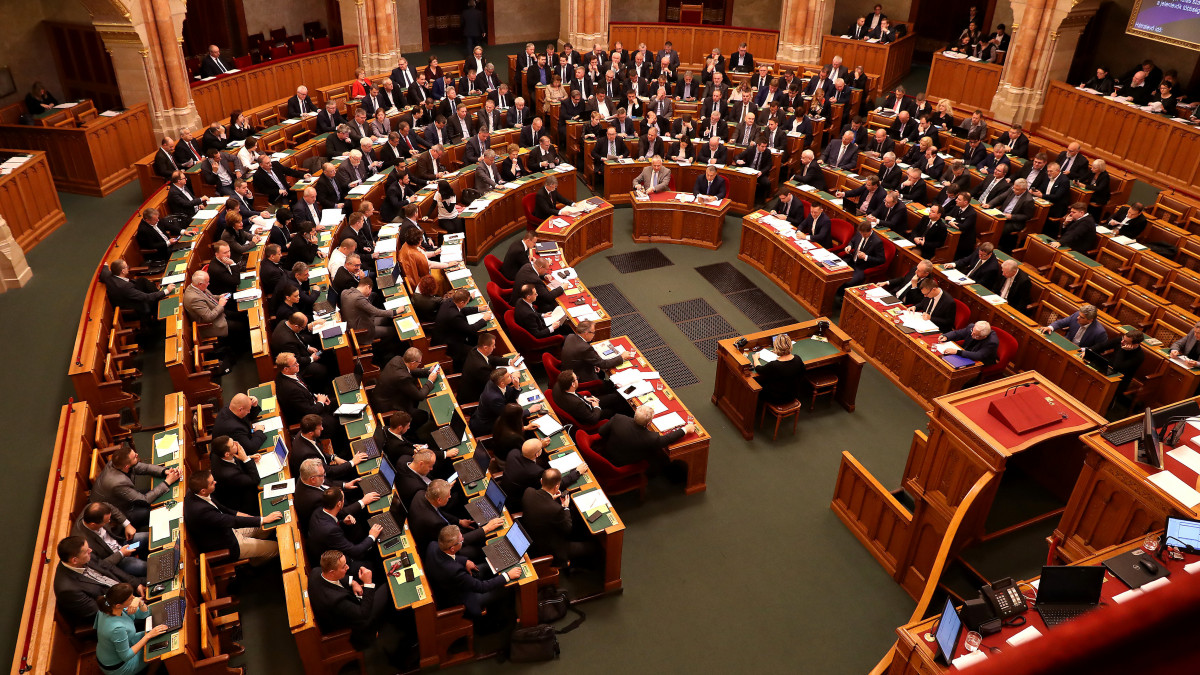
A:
[[1003, 383, 1032, 397]]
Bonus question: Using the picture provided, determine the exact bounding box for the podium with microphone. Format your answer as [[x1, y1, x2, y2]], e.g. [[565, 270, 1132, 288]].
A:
[[988, 382, 1070, 435]]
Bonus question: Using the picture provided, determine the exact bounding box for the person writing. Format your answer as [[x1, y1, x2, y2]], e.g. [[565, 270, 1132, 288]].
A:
[[937, 321, 999, 366]]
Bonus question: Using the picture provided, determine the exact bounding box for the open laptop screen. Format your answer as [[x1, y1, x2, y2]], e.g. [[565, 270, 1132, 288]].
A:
[[1037, 565, 1105, 605], [485, 480, 506, 512], [378, 457, 396, 487], [506, 520, 531, 558]]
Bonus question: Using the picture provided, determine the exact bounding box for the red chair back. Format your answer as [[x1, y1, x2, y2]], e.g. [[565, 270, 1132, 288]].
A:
[[523, 192, 539, 227], [292, 40, 312, 54], [953, 299, 971, 331], [270, 45, 289, 60], [574, 430, 649, 496], [313, 37, 331, 50], [270, 27, 288, 42], [542, 352, 562, 383], [830, 218, 854, 249], [504, 309, 564, 358], [546, 391, 603, 433], [980, 327, 1017, 380], [486, 282, 514, 316], [233, 55, 253, 69], [484, 254, 513, 288], [864, 235, 895, 282]]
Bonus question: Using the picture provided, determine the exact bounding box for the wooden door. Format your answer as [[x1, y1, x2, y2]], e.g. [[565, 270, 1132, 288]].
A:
[[43, 22, 122, 111]]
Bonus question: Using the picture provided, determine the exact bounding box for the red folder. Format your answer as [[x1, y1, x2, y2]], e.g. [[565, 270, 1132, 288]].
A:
[[988, 387, 1063, 435]]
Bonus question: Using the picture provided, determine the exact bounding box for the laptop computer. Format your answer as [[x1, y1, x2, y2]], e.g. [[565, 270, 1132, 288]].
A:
[[453, 456, 485, 487], [149, 596, 187, 632], [465, 481, 507, 524], [333, 359, 366, 396], [1034, 565, 1106, 628], [350, 436, 380, 461], [367, 505, 404, 545], [255, 436, 288, 476], [358, 457, 397, 497], [431, 411, 468, 450], [1081, 347, 1114, 375], [377, 272, 396, 289], [146, 538, 180, 586], [313, 300, 335, 317], [483, 520, 532, 573]]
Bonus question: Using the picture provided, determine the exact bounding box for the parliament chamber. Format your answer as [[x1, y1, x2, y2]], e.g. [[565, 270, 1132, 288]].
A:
[[10, 1, 1200, 673]]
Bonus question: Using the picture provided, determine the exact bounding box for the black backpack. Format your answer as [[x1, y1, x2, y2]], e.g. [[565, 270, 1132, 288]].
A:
[[506, 586, 586, 663]]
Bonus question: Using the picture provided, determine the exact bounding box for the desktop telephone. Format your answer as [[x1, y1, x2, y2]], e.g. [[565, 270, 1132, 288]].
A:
[[961, 577, 1028, 635]]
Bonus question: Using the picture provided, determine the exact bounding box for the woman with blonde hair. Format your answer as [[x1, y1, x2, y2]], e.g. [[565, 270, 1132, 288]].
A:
[[750, 333, 807, 405], [931, 99, 956, 129]]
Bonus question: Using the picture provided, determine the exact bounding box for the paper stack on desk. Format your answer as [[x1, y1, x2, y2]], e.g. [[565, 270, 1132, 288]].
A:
[[1148, 470, 1200, 508], [943, 269, 975, 285], [652, 412, 686, 432], [149, 501, 184, 542], [378, 224, 399, 237], [549, 453, 583, 474], [233, 288, 262, 301], [532, 415, 564, 435], [572, 490, 610, 515], [900, 312, 941, 334], [446, 268, 472, 281], [755, 348, 778, 363], [397, 316, 419, 333], [154, 435, 179, 461], [383, 296, 411, 311], [320, 210, 343, 227], [194, 208, 221, 220], [675, 193, 695, 203], [442, 245, 463, 262], [348, 184, 372, 196], [375, 238, 398, 254]]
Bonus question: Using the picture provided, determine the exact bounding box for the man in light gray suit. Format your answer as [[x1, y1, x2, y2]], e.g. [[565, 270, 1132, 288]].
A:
[[633, 155, 672, 193], [1170, 321, 1200, 367], [648, 87, 674, 120], [90, 443, 180, 528], [475, 149, 501, 193], [183, 270, 228, 340]]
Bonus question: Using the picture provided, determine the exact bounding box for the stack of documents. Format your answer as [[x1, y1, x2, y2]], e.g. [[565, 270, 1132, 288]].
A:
[[652, 412, 686, 432], [899, 311, 941, 333], [446, 268, 472, 281], [319, 210, 343, 228], [943, 269, 975, 285], [149, 502, 184, 542], [544, 306, 567, 327]]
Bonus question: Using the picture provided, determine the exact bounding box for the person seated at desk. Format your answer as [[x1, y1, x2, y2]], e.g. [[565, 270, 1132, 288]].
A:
[[270, 311, 329, 389], [433, 288, 490, 370], [1114, 69, 1152, 106], [426, 524, 520, 620], [938, 320, 999, 366], [166, 170, 208, 220], [412, 481, 503, 557], [1038, 303, 1106, 348], [472, 368, 542, 438], [534, 175, 572, 221], [792, 202, 831, 248], [25, 81, 58, 114], [514, 282, 572, 339], [103, 260, 174, 331], [459, 333, 512, 405], [503, 438, 588, 513], [910, 203, 948, 259], [889, 110, 918, 143], [886, 259, 935, 306], [74, 502, 149, 578], [392, 447, 439, 509], [553, 369, 626, 426], [1169, 321, 1200, 367], [792, 149, 825, 190], [254, 154, 310, 205], [837, 175, 885, 218], [913, 117, 939, 148], [597, 403, 694, 469], [95, 583, 168, 675], [633, 155, 671, 193], [373, 347, 438, 431], [308, 487, 383, 568], [691, 164, 727, 204], [173, 130, 204, 168], [668, 131, 697, 162], [562, 319, 632, 387], [1081, 66, 1116, 95], [182, 269, 245, 374], [915, 278, 957, 333], [767, 189, 804, 225], [91, 442, 179, 530], [523, 468, 602, 569], [54, 536, 144, 629], [821, 130, 860, 171], [836, 221, 886, 292], [977, 144, 1010, 177], [259, 243, 287, 297], [212, 392, 266, 451], [527, 133, 561, 170], [208, 434, 265, 517], [184, 470, 281, 564], [1052, 201, 1098, 251], [944, 242, 1001, 288], [1108, 202, 1147, 239], [1083, 158, 1111, 219], [865, 190, 907, 233], [697, 136, 728, 166], [219, 213, 259, 262], [287, 85, 317, 117], [990, 259, 1032, 313], [316, 100, 348, 136], [309, 551, 391, 651], [750, 334, 807, 405], [1090, 330, 1145, 396], [973, 163, 1012, 208], [889, 166, 922, 205], [372, 411, 417, 468], [996, 124, 1030, 159]]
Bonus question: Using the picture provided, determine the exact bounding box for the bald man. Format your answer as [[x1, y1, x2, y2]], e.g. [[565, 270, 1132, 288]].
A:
[[212, 392, 267, 452]]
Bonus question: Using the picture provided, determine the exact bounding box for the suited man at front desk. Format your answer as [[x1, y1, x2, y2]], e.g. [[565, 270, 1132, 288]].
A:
[[838, 221, 886, 294], [1051, 202, 1099, 252], [942, 242, 1002, 288], [287, 85, 317, 118], [938, 320, 1000, 367], [792, 149, 825, 190], [796, 202, 833, 249], [1037, 303, 1106, 348], [913, 278, 957, 333], [426, 524, 520, 621], [523, 468, 603, 569], [254, 154, 310, 205], [534, 175, 572, 221], [597, 404, 695, 469], [693, 165, 727, 203], [990, 259, 1032, 314], [309, 550, 391, 651], [184, 470, 281, 564], [886, 259, 935, 306]]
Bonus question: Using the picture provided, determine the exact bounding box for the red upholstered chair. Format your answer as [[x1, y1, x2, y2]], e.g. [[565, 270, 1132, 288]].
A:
[[980, 327, 1017, 381], [546, 390, 605, 433], [504, 309, 564, 359], [541, 352, 604, 391], [953, 299, 970, 331], [523, 192, 540, 228], [233, 55, 253, 69], [830, 218, 854, 249], [270, 44, 289, 60], [574, 430, 648, 499], [484, 254, 513, 288], [864, 235, 895, 283], [292, 40, 312, 54], [313, 37, 331, 50], [486, 282, 514, 316]]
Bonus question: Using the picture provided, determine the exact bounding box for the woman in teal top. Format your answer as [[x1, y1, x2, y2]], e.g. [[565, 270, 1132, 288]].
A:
[[94, 583, 169, 675]]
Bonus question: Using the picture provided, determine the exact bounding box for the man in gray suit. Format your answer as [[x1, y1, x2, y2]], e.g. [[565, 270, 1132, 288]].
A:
[[633, 155, 672, 194], [183, 269, 236, 375], [74, 502, 150, 576], [341, 277, 401, 355], [561, 320, 635, 393], [475, 149, 501, 193], [1170, 321, 1200, 368], [648, 87, 674, 120], [54, 536, 144, 627], [91, 443, 180, 528]]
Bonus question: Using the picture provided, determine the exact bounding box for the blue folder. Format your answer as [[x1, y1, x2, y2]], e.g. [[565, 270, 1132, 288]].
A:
[[941, 353, 977, 369]]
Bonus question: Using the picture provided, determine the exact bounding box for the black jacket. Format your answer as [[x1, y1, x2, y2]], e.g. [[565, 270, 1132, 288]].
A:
[[183, 492, 261, 559], [212, 404, 266, 453], [307, 566, 389, 649], [596, 414, 684, 467]]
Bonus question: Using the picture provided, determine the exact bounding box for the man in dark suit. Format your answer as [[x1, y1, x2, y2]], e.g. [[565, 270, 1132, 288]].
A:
[[425, 524, 519, 619], [889, 111, 918, 142], [766, 189, 805, 225], [275, 353, 341, 443], [53, 536, 143, 627], [1033, 162, 1071, 220], [879, 86, 915, 116], [392, 448, 438, 507], [307, 487, 382, 568], [390, 56, 417, 89], [792, 149, 825, 189], [735, 138, 774, 197], [73, 502, 149, 577], [409, 481, 503, 556], [693, 164, 727, 201], [253, 154, 309, 205], [527, 133, 560, 169], [973, 164, 1012, 208], [286, 86, 317, 117], [459, 333, 509, 404], [1040, 304, 1107, 348], [997, 125, 1029, 158], [944, 192, 979, 258], [166, 170, 207, 219], [502, 439, 586, 513], [433, 289, 489, 369], [1054, 202, 1099, 252], [173, 130, 204, 168], [1108, 202, 1148, 239], [513, 256, 567, 313], [102, 261, 172, 328], [597, 405, 693, 467], [916, 278, 957, 333], [885, 259, 935, 306], [373, 347, 436, 435], [290, 414, 367, 486], [866, 191, 906, 233], [522, 468, 602, 568], [308, 550, 390, 650], [945, 243, 1002, 288], [513, 283, 569, 339], [840, 221, 887, 288], [411, 145, 448, 185], [995, 178, 1039, 249], [316, 101, 347, 134], [183, 470, 280, 563], [939, 320, 1001, 367], [1055, 142, 1090, 181], [837, 175, 885, 217], [552, 369, 624, 428], [863, 128, 895, 158], [209, 434, 262, 516], [258, 244, 287, 296], [561, 320, 631, 385], [154, 137, 180, 180], [991, 259, 1032, 314], [212, 393, 266, 454], [500, 230, 537, 280], [696, 136, 728, 165], [796, 202, 833, 248], [270, 312, 328, 388], [135, 207, 182, 262], [821, 130, 860, 170], [533, 176, 572, 221]]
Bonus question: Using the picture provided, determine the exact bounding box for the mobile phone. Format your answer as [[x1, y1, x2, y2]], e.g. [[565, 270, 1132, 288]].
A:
[[270, 496, 287, 506], [127, 540, 142, 550], [587, 510, 604, 523]]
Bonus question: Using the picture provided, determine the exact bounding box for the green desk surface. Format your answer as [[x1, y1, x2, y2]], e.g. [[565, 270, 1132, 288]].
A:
[[344, 414, 372, 439], [1066, 250, 1101, 267], [367, 492, 392, 514], [379, 531, 408, 558], [166, 259, 188, 276], [238, 277, 256, 291], [320, 331, 344, 350], [149, 520, 179, 549], [1046, 331, 1080, 352], [144, 571, 179, 600], [450, 275, 472, 289], [357, 457, 381, 474], [336, 388, 363, 406], [573, 487, 615, 532], [543, 431, 572, 452], [792, 338, 841, 361], [258, 469, 285, 486], [425, 393, 457, 425], [158, 295, 180, 320], [260, 493, 292, 530], [258, 429, 280, 452], [386, 563, 426, 607], [248, 384, 274, 401]]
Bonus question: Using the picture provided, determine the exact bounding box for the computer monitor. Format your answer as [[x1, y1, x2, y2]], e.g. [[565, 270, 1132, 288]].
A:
[[506, 520, 532, 559], [933, 596, 962, 665], [1136, 406, 1164, 469], [1165, 516, 1200, 553]]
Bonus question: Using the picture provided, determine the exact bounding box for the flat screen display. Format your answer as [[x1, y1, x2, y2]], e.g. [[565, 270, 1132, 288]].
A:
[[934, 596, 962, 664], [1128, 0, 1200, 52]]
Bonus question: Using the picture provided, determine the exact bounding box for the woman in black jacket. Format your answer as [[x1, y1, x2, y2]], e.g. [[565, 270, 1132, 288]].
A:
[[411, 275, 443, 324], [751, 334, 806, 405]]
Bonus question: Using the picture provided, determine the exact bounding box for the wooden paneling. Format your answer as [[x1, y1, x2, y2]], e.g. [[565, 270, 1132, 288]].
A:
[[44, 22, 122, 111], [607, 22, 779, 67], [0, 151, 66, 251], [820, 33, 916, 98], [1036, 81, 1200, 198], [0, 104, 155, 196], [925, 52, 1002, 112], [831, 450, 914, 576], [191, 46, 360, 125]]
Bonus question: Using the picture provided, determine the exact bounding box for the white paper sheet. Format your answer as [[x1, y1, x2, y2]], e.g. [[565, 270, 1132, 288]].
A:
[[548, 453, 583, 474], [652, 412, 686, 432], [263, 479, 295, 499], [1148, 470, 1200, 508], [1005, 625, 1043, 647]]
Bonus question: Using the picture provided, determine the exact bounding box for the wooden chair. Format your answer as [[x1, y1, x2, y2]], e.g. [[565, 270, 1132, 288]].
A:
[[200, 599, 244, 661], [805, 370, 840, 409], [759, 399, 801, 440], [434, 605, 476, 667]]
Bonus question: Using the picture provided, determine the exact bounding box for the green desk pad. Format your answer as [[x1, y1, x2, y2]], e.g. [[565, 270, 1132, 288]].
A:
[[968, 284, 997, 297], [149, 518, 179, 549], [379, 530, 409, 558], [320, 331, 344, 350], [386, 563, 426, 607], [166, 259, 188, 276], [1045, 331, 1080, 352], [258, 429, 281, 452], [344, 414, 372, 439], [336, 388, 364, 406], [158, 295, 180, 320], [367, 491, 392, 514], [791, 338, 841, 361], [450, 274, 473, 289], [259, 492, 293, 530], [248, 383, 274, 401], [425, 393, 457, 425], [144, 571, 178, 600], [541, 431, 572, 452], [572, 487, 615, 533], [1066, 250, 1102, 267]]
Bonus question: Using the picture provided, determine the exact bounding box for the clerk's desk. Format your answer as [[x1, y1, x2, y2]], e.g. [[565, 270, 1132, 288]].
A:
[[832, 372, 1107, 600], [630, 190, 732, 249], [713, 320, 864, 440], [1054, 395, 1200, 564], [887, 535, 1176, 675]]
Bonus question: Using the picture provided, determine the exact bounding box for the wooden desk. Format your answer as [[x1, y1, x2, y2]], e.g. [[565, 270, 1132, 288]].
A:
[[925, 52, 1003, 114], [739, 209, 854, 318], [0, 103, 155, 196], [538, 239, 613, 340], [839, 285, 983, 408], [832, 371, 1106, 599], [820, 32, 916, 98], [460, 167, 577, 263], [607, 23, 779, 69], [191, 46, 360, 126], [607, 335, 711, 494], [1037, 81, 1200, 198], [0, 150, 65, 251], [598, 155, 759, 213], [713, 321, 863, 439], [630, 190, 731, 249], [1054, 396, 1200, 563], [535, 196, 614, 267]]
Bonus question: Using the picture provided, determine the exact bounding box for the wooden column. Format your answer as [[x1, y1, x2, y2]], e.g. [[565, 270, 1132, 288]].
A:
[[989, 0, 1099, 126], [777, 0, 831, 63], [0, 215, 33, 292], [562, 0, 610, 53]]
